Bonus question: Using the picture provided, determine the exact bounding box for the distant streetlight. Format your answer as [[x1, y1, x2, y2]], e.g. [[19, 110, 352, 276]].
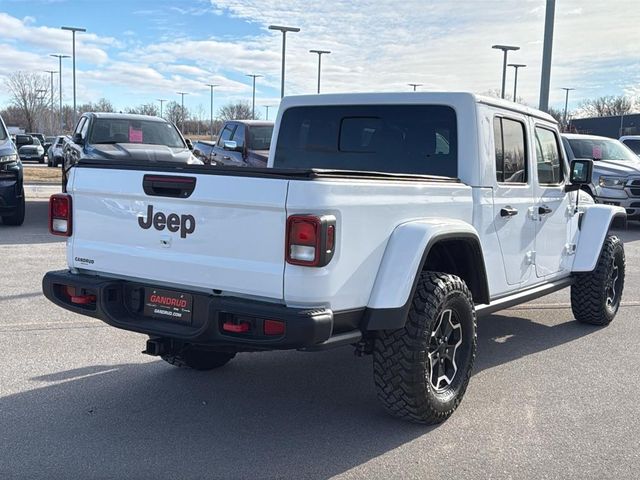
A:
[[176, 92, 189, 131], [562, 87, 575, 129], [309, 49, 331, 94], [264, 105, 271, 120], [492, 44, 520, 99], [50, 54, 70, 132], [408, 83, 423, 92], [205, 84, 219, 140], [246, 75, 262, 120], [157, 99, 167, 118], [61, 26, 87, 127], [507, 63, 526, 102], [44, 70, 57, 134], [269, 25, 300, 98]]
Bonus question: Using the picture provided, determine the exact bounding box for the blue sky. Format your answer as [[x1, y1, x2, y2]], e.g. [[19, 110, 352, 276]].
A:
[[1, 0, 639, 119]]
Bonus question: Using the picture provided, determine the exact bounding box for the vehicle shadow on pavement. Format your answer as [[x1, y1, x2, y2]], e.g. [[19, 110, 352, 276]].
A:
[[1, 349, 432, 479], [475, 312, 598, 374], [1, 311, 603, 479], [0, 201, 64, 245]]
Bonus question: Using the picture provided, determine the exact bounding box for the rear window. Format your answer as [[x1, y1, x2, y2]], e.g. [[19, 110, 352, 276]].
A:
[[89, 118, 185, 148], [273, 105, 458, 177], [248, 125, 273, 150]]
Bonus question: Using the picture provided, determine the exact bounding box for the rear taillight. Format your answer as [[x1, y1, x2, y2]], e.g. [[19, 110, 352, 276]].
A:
[[286, 214, 336, 267], [49, 194, 72, 236]]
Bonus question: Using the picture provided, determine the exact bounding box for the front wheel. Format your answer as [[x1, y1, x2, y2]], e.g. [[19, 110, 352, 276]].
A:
[[161, 344, 236, 371], [373, 272, 477, 424], [571, 235, 625, 325], [2, 190, 25, 226]]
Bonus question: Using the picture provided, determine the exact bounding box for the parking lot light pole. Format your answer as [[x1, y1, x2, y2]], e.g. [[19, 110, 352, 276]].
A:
[[507, 63, 526, 102], [309, 50, 331, 94], [44, 70, 57, 134], [408, 83, 423, 92], [246, 75, 262, 119], [157, 99, 167, 118], [562, 87, 575, 130], [269, 25, 300, 99], [264, 105, 271, 120], [492, 44, 520, 99], [205, 84, 219, 140], [50, 54, 70, 132], [61, 26, 86, 127], [177, 92, 188, 132]]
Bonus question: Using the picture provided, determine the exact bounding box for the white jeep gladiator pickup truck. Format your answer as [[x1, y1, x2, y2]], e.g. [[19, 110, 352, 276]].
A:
[[43, 93, 626, 424]]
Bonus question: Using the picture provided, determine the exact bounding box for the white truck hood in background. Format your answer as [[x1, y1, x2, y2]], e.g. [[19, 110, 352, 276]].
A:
[[69, 167, 288, 300]]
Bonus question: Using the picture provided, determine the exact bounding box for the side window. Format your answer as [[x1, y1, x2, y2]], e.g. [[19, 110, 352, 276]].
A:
[[217, 125, 236, 147], [232, 125, 245, 149], [80, 118, 90, 139], [494, 117, 527, 183], [535, 127, 563, 185], [74, 117, 86, 136]]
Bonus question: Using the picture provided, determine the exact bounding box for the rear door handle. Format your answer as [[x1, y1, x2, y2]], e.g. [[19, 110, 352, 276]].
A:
[[222, 155, 231, 160], [500, 206, 518, 217], [538, 205, 553, 215]]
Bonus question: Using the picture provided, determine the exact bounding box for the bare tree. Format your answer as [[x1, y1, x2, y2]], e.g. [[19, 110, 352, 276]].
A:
[[164, 101, 184, 126], [78, 98, 114, 114], [578, 95, 635, 117], [4, 72, 50, 132], [218, 101, 255, 121], [125, 103, 159, 116]]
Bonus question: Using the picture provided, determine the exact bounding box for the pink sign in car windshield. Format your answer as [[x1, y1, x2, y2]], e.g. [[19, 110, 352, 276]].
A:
[[129, 126, 143, 143]]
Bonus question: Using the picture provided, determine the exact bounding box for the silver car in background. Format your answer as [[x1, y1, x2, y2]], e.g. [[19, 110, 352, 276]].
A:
[[562, 133, 640, 220]]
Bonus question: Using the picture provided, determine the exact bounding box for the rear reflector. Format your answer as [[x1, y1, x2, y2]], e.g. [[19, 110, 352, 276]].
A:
[[49, 194, 72, 236], [264, 319, 285, 336], [222, 321, 251, 333], [286, 214, 336, 267]]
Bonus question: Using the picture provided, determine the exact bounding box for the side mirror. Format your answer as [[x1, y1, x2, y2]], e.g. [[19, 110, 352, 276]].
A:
[[73, 133, 84, 145], [570, 159, 593, 185], [185, 138, 194, 151], [223, 140, 238, 151]]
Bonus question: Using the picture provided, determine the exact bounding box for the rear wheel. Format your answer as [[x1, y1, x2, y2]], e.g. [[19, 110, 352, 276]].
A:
[[373, 272, 477, 424], [161, 344, 236, 371], [571, 235, 625, 325], [2, 190, 25, 226]]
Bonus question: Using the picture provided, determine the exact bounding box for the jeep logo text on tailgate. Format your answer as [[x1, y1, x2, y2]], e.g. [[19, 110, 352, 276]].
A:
[[138, 205, 196, 238]]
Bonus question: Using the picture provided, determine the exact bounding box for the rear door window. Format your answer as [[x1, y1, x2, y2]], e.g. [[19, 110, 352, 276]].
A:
[[494, 117, 527, 183], [273, 105, 458, 177]]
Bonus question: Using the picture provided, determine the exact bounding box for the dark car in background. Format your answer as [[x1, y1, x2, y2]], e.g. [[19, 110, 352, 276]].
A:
[[0, 116, 25, 225], [210, 120, 273, 167], [16, 135, 46, 163], [47, 135, 69, 167], [62, 112, 202, 190]]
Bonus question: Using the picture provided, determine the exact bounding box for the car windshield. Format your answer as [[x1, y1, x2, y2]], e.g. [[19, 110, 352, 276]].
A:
[[622, 139, 640, 155], [89, 118, 185, 148], [248, 125, 273, 150], [568, 138, 638, 162]]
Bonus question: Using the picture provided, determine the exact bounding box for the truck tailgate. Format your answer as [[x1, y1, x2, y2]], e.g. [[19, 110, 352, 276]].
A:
[[69, 167, 288, 300]]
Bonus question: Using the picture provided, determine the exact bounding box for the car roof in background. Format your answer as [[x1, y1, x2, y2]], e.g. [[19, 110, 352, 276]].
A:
[[87, 112, 168, 122], [562, 133, 621, 141], [229, 120, 274, 127]]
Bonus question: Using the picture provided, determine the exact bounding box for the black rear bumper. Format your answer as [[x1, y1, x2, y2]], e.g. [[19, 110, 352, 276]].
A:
[[42, 270, 338, 351]]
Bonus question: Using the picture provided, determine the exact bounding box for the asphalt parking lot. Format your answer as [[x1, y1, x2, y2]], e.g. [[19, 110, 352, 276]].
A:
[[1, 200, 639, 480]]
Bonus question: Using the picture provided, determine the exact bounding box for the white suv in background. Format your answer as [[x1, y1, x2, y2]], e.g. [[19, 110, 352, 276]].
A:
[[562, 133, 640, 220]]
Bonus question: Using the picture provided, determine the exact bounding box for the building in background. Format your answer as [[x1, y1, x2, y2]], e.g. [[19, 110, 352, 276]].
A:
[[571, 114, 640, 138]]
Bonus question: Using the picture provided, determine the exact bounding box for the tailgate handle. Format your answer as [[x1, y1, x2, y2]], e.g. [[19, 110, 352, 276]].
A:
[[143, 175, 196, 198]]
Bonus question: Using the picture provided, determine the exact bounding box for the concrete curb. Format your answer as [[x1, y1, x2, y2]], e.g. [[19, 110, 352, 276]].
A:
[[25, 184, 61, 199]]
